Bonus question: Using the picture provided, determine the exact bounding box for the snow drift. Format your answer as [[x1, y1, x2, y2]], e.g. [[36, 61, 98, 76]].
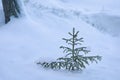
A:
[[0, 0, 120, 80]]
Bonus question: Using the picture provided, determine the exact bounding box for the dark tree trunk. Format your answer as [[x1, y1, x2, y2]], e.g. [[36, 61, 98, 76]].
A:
[[2, 0, 20, 24]]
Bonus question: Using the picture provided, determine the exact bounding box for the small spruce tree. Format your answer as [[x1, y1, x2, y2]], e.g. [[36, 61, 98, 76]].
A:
[[37, 28, 102, 71]]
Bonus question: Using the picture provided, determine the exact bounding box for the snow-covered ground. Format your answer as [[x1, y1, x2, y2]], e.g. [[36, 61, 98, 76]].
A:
[[0, 0, 120, 80]]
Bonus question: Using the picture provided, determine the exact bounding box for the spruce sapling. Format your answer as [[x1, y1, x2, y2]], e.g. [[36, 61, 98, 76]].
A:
[[37, 28, 102, 71]]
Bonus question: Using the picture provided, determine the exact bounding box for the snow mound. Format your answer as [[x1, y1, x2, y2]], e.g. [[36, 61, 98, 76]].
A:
[[86, 13, 120, 36], [0, 0, 120, 80]]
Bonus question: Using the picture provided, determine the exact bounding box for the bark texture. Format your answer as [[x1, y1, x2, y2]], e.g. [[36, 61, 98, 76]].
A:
[[2, 0, 20, 23]]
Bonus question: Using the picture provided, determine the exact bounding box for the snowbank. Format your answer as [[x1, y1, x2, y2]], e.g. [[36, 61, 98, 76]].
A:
[[0, 0, 120, 80]]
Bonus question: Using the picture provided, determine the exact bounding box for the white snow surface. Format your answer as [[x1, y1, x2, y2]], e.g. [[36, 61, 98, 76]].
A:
[[0, 0, 120, 80]]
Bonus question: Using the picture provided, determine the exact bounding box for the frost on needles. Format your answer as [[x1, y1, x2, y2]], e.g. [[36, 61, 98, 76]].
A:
[[37, 28, 102, 71]]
